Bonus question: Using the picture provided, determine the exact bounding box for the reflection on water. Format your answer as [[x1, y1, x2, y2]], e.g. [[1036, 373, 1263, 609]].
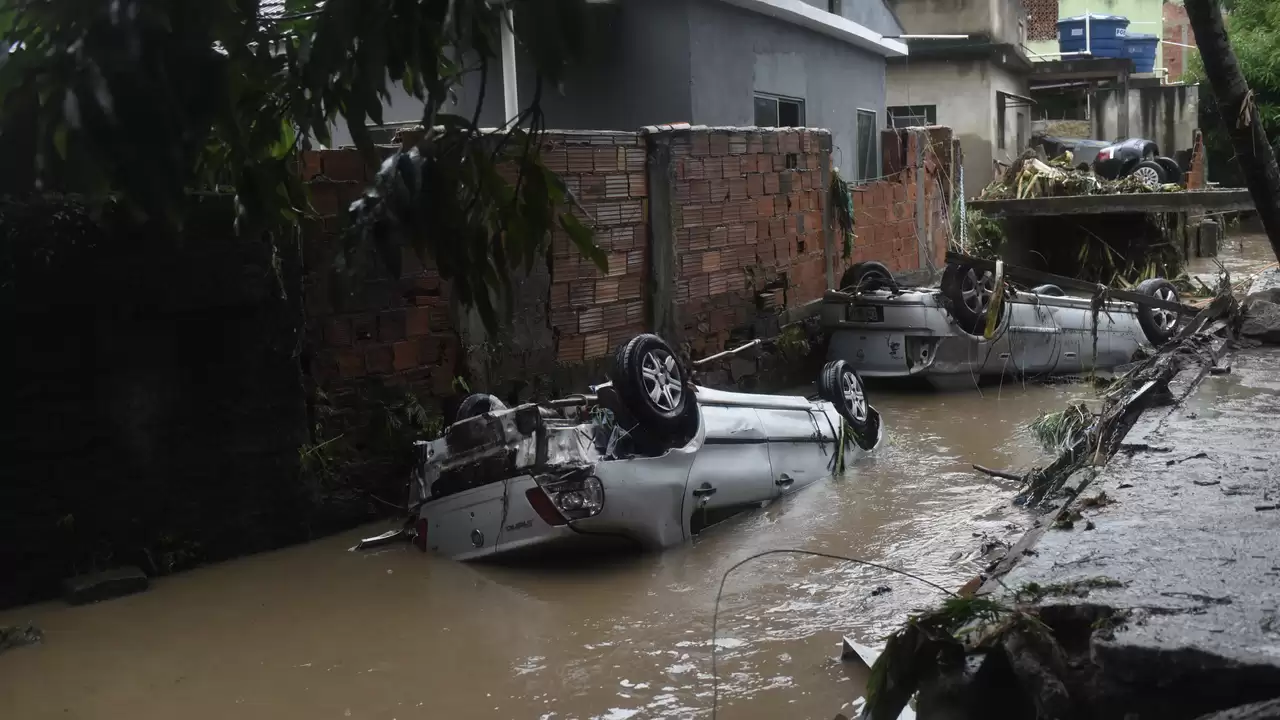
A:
[[0, 384, 1089, 720]]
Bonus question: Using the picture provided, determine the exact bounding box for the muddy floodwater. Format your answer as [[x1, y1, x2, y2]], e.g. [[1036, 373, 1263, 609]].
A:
[[0, 382, 1090, 720]]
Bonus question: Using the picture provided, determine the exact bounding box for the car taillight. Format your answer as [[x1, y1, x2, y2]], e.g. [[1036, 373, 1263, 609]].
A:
[[1097, 147, 1114, 161], [526, 487, 569, 526], [528, 473, 605, 524], [413, 517, 429, 551]]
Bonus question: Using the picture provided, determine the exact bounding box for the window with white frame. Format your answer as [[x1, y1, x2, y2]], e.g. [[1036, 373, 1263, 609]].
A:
[[887, 105, 937, 128]]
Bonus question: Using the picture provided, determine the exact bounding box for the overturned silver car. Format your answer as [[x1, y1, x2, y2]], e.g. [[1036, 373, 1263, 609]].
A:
[[821, 261, 1183, 389], [406, 334, 883, 560]]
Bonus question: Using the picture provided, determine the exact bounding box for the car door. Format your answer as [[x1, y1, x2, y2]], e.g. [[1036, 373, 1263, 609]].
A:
[[1003, 297, 1061, 375], [685, 404, 775, 523], [756, 407, 835, 497]]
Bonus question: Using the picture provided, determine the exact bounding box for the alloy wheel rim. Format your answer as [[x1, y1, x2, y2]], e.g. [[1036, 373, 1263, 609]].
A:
[[841, 370, 868, 423], [1134, 165, 1161, 188], [961, 269, 994, 315], [1152, 286, 1178, 332], [640, 349, 683, 411]]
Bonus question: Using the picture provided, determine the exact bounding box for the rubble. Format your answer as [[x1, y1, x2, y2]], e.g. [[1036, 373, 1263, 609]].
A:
[[0, 624, 43, 655], [980, 152, 1182, 201]]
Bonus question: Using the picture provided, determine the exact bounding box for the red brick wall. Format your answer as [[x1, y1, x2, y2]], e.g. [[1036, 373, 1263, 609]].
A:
[[541, 131, 649, 365], [300, 148, 457, 398], [667, 127, 829, 357], [298, 124, 954, 399], [844, 127, 951, 276], [1163, 1, 1192, 83]]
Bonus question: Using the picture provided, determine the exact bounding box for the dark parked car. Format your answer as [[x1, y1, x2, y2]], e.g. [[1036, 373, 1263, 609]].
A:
[[1091, 137, 1183, 187]]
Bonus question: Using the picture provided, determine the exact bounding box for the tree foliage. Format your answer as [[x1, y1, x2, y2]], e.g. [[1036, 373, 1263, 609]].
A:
[[1185, 0, 1280, 182], [0, 0, 604, 328]]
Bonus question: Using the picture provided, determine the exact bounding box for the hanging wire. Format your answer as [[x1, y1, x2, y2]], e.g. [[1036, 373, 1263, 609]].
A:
[[709, 549, 957, 720]]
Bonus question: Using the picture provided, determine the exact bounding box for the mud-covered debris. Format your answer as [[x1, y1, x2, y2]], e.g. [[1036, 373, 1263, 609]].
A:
[[1078, 492, 1114, 509], [870, 585, 893, 597], [0, 624, 43, 654], [1014, 578, 1125, 604]]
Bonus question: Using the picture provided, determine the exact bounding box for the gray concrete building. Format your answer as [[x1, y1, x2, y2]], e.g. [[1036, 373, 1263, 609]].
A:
[[329, 0, 907, 182], [885, 0, 1033, 199]]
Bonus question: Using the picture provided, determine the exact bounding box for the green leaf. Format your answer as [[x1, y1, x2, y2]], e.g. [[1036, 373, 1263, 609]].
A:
[[52, 123, 68, 159], [559, 212, 606, 273]]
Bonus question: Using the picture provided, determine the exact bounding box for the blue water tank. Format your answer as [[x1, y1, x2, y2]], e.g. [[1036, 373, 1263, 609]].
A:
[[1058, 13, 1131, 58], [1125, 33, 1160, 73]]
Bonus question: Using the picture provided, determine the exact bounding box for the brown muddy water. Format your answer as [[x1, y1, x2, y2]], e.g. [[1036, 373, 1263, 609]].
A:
[[0, 383, 1089, 720]]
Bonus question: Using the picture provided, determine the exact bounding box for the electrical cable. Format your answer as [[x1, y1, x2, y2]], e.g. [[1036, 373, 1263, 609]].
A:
[[709, 549, 957, 720]]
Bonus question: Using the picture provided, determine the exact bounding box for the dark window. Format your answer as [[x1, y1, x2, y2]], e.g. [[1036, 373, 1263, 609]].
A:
[[753, 94, 805, 128], [856, 109, 878, 181], [828, 0, 843, 14], [997, 93, 1007, 150], [887, 105, 937, 128]]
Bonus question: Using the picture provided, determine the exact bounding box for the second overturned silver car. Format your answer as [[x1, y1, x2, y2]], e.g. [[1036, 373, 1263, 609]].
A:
[[407, 334, 884, 560]]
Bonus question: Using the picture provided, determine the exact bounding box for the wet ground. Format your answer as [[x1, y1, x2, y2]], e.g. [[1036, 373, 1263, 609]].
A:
[[0, 383, 1088, 720], [1187, 225, 1276, 285]]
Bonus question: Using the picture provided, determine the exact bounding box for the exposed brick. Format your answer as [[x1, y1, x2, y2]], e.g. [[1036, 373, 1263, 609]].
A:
[[709, 133, 730, 156], [596, 279, 620, 304], [619, 276, 643, 301], [624, 147, 646, 172], [763, 173, 780, 195], [691, 133, 711, 156], [708, 178, 729, 202], [403, 305, 432, 338], [602, 303, 628, 329], [728, 133, 748, 155], [392, 341, 418, 372], [557, 334, 586, 364], [378, 310, 406, 343], [584, 332, 610, 359], [728, 177, 748, 201], [628, 174, 647, 198], [324, 317, 353, 346], [702, 251, 722, 272], [321, 149, 368, 182], [740, 154, 758, 174], [703, 157, 723, 180], [568, 147, 595, 173], [335, 349, 366, 378], [366, 344, 394, 374], [594, 147, 621, 172]]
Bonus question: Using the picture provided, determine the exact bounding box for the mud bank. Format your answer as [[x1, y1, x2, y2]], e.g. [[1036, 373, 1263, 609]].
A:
[[860, 292, 1280, 719]]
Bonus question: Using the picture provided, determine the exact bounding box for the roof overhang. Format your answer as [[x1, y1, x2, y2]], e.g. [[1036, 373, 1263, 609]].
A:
[[718, 0, 908, 58], [887, 38, 1032, 72]]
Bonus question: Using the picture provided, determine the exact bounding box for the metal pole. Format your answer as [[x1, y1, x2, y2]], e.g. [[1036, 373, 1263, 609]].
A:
[[959, 165, 967, 253], [500, 7, 519, 125], [1085, 10, 1092, 57]]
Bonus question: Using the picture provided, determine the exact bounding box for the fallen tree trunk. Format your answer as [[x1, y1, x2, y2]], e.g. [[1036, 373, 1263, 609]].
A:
[[1184, 0, 1280, 261]]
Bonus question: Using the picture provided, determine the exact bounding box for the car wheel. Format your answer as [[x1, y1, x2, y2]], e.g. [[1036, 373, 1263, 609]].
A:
[[1131, 160, 1167, 189], [839, 261, 896, 293], [820, 360, 870, 434], [1135, 278, 1181, 345], [941, 262, 996, 334], [1155, 156, 1183, 184], [456, 393, 506, 421], [609, 333, 688, 435]]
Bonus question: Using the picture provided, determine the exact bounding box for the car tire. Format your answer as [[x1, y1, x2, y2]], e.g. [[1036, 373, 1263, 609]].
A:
[[819, 360, 870, 435], [1155, 156, 1183, 184], [839, 261, 896, 293], [456, 393, 506, 421], [1131, 160, 1167, 188], [1135, 278, 1181, 345], [609, 333, 689, 435], [941, 262, 997, 335]]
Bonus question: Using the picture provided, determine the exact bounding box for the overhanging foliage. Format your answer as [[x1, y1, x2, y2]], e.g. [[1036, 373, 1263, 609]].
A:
[[0, 0, 604, 329]]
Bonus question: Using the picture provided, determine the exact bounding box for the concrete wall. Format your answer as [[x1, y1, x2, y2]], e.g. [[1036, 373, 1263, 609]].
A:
[[990, 61, 1033, 169], [686, 0, 888, 178], [329, 0, 892, 165], [887, 59, 991, 198], [1096, 82, 1198, 153], [796, 0, 904, 35], [891, 0, 1025, 45]]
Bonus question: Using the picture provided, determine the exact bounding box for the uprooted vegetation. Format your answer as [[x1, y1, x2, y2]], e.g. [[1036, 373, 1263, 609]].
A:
[[980, 152, 1182, 201]]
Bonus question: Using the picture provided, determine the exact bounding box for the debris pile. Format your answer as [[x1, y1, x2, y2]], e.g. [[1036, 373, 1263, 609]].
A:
[[980, 152, 1181, 201]]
